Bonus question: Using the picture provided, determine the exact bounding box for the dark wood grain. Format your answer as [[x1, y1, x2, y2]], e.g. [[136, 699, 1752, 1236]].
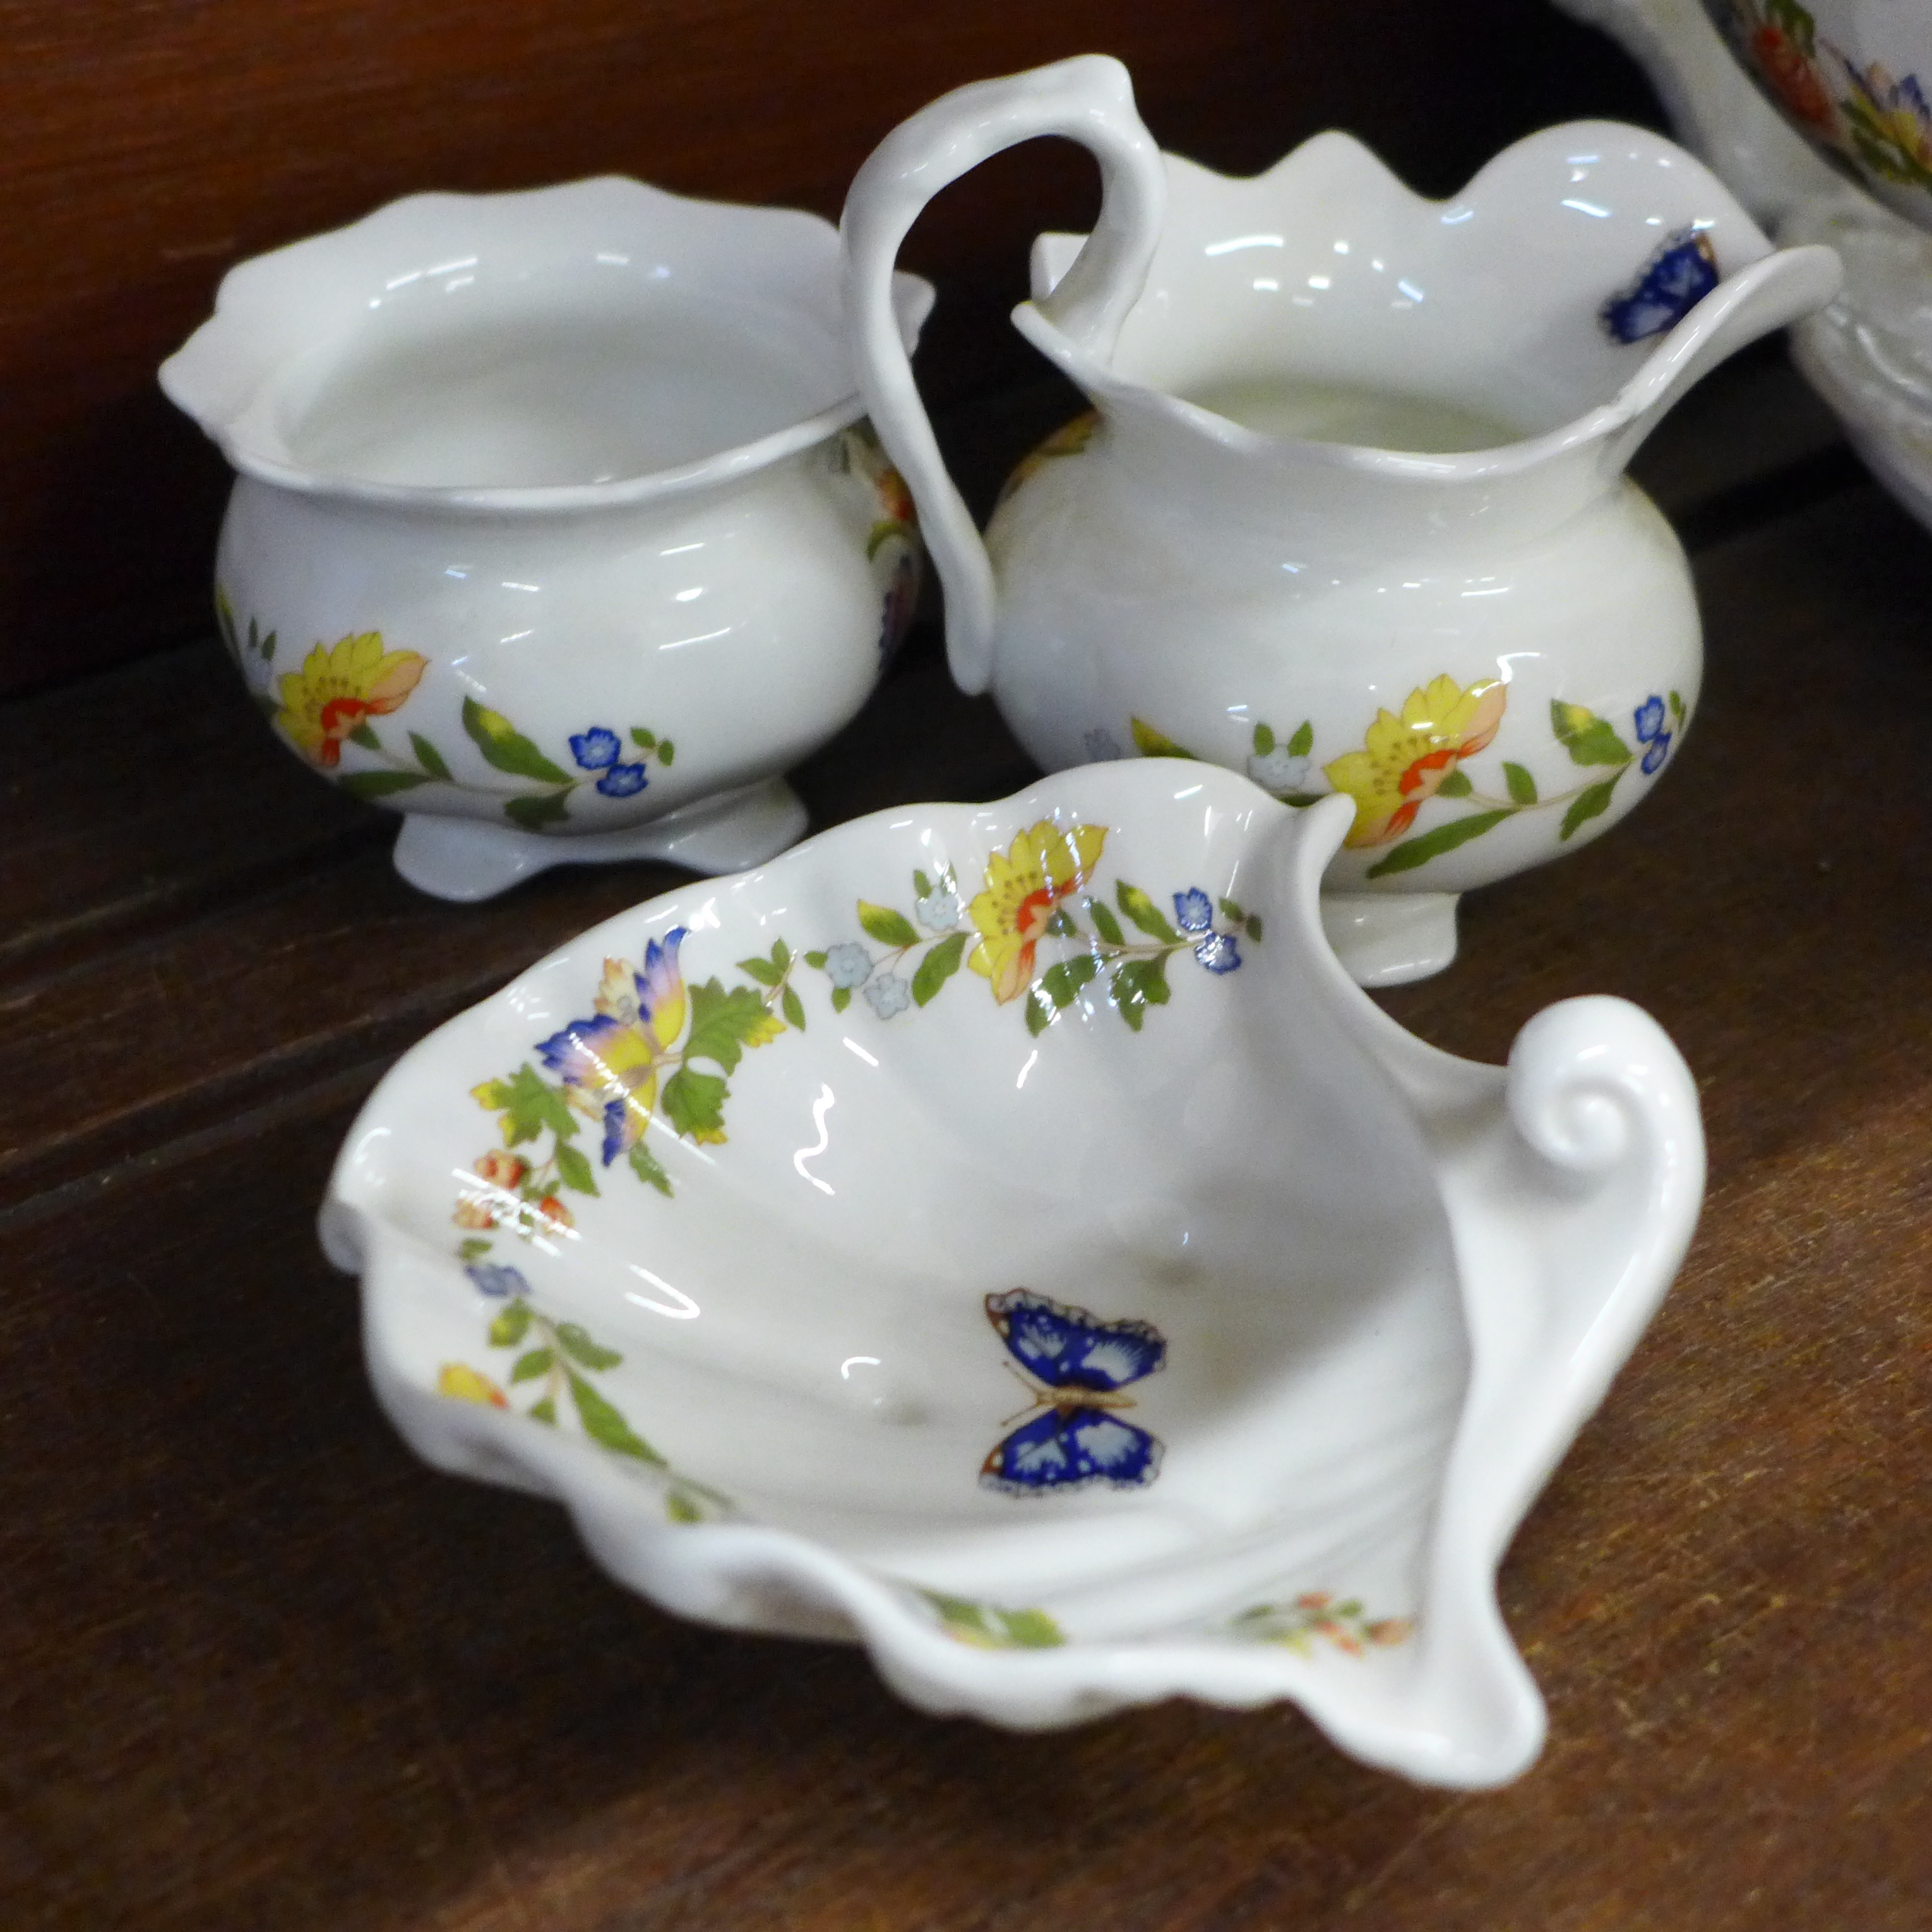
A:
[[2, 342, 1930, 1928], [0, 0, 1662, 699]]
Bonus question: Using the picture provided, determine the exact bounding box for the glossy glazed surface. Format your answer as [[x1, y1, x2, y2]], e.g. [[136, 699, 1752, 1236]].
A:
[[841, 59, 1839, 979], [322, 761, 1705, 1787], [162, 178, 931, 898]]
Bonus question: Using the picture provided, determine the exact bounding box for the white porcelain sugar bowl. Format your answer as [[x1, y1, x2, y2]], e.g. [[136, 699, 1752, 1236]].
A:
[[842, 56, 1839, 983], [163, 177, 930, 901]]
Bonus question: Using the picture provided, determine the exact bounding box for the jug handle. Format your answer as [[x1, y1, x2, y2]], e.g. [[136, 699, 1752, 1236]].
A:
[[841, 54, 1166, 696]]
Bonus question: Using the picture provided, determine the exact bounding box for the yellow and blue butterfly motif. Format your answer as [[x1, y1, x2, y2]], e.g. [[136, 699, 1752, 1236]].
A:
[[981, 1289, 1167, 1496], [1600, 227, 1718, 345]]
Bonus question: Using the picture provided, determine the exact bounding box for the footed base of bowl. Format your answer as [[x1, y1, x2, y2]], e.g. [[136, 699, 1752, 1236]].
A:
[[1320, 891, 1459, 987], [390, 777, 810, 902]]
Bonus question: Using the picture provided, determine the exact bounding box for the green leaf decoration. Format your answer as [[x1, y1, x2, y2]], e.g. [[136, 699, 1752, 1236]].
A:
[[554, 1140, 599, 1197], [527, 1397, 557, 1425], [630, 727, 657, 751], [1130, 717, 1195, 758], [913, 869, 933, 900], [1503, 761, 1539, 805], [780, 984, 806, 1031], [770, 939, 791, 972], [666, 1489, 703, 1523], [912, 931, 968, 1006], [505, 790, 571, 833], [556, 1322, 622, 1371], [346, 721, 381, 751], [1668, 689, 1686, 725], [1766, 0, 1815, 57], [1366, 809, 1515, 879], [459, 1237, 493, 1262], [567, 1370, 663, 1463], [1116, 881, 1181, 944], [1245, 914, 1265, 942], [658, 739, 674, 766], [487, 1301, 531, 1347], [1087, 899, 1125, 947], [258, 630, 278, 663], [1111, 955, 1171, 1030], [804, 950, 828, 970], [660, 1066, 729, 1142], [252, 693, 280, 723], [831, 985, 852, 1013], [1040, 953, 1100, 1010], [1043, 906, 1078, 938], [1559, 775, 1622, 842], [215, 590, 239, 658], [737, 956, 782, 986], [1218, 898, 1245, 923], [499, 1065, 578, 1146], [511, 1347, 554, 1383], [686, 978, 782, 1073], [410, 732, 453, 780], [1287, 720, 1315, 758], [628, 1142, 673, 1196], [924, 1591, 1066, 1650], [1253, 722, 1275, 756], [1550, 699, 1633, 768], [1436, 768, 1473, 799], [857, 901, 919, 948], [246, 617, 260, 657], [1025, 989, 1053, 1037], [461, 696, 573, 783], [338, 770, 431, 801], [993, 1606, 1065, 1649]]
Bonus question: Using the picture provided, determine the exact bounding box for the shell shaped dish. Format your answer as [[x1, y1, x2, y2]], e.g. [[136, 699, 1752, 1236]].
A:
[[323, 763, 1704, 1787]]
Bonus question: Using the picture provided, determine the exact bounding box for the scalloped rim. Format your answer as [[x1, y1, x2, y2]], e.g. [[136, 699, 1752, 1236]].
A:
[[159, 174, 934, 514], [322, 767, 1705, 1787], [1018, 117, 1840, 481]]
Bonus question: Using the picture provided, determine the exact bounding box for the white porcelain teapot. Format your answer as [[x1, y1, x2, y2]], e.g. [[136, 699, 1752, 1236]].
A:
[[842, 56, 1839, 982]]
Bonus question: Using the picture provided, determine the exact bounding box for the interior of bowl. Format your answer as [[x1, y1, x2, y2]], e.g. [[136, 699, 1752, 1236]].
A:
[[347, 770, 1470, 1643], [1060, 122, 1770, 453], [194, 179, 876, 491]]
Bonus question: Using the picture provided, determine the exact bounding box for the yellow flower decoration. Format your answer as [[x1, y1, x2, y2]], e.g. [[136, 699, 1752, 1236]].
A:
[[968, 821, 1108, 1003], [1323, 674, 1507, 849], [437, 1363, 508, 1408], [274, 631, 429, 768]]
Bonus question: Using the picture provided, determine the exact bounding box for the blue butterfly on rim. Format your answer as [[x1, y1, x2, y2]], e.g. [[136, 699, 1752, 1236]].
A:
[[981, 1289, 1167, 1496], [1600, 227, 1719, 345]]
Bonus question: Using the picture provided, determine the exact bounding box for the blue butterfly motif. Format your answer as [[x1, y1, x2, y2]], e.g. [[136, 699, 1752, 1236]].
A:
[[981, 1289, 1167, 1496], [1600, 228, 1719, 345]]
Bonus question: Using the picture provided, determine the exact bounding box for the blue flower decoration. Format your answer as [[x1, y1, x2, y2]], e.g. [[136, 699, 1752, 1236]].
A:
[[595, 761, 650, 798], [466, 1262, 532, 1299], [1174, 888, 1214, 933], [571, 726, 622, 770], [1633, 695, 1672, 776], [1193, 933, 1241, 974]]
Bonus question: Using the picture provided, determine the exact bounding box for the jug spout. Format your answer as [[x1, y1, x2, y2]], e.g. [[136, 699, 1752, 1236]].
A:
[[842, 56, 1166, 694]]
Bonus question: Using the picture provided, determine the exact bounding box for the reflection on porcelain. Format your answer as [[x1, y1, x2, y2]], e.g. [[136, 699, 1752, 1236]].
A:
[[162, 178, 930, 901], [321, 760, 1705, 1788], [1563, 0, 1932, 538], [841, 56, 1839, 984]]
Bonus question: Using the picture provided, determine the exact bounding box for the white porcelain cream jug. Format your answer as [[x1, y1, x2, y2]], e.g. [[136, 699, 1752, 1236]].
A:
[[842, 56, 1839, 983], [163, 177, 930, 902]]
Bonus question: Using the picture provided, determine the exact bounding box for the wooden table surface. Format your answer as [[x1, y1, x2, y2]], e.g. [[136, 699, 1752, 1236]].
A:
[[3, 347, 1928, 1929]]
